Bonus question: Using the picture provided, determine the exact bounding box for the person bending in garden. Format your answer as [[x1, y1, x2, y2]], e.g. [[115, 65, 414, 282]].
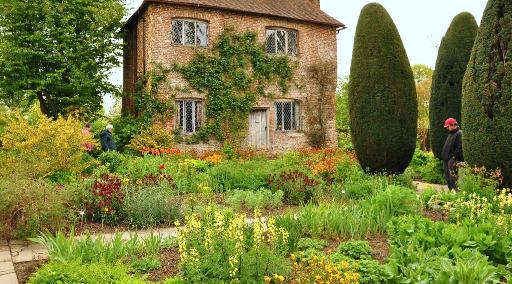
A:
[[100, 124, 116, 152], [441, 118, 463, 190]]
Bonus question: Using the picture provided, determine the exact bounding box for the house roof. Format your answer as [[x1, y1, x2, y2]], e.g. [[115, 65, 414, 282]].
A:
[[126, 0, 344, 28]]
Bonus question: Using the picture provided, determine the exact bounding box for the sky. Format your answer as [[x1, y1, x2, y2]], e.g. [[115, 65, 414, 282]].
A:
[[105, 0, 488, 111]]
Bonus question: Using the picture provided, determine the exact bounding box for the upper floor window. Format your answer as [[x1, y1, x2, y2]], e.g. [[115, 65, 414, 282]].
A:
[[275, 101, 300, 131], [176, 100, 203, 133], [266, 28, 298, 56], [172, 19, 208, 47]]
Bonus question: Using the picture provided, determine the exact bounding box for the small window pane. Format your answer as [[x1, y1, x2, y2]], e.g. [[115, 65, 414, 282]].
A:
[[172, 20, 183, 44], [276, 30, 286, 54], [283, 102, 292, 130], [184, 21, 195, 45], [288, 30, 297, 56], [178, 101, 184, 130], [196, 22, 208, 47], [266, 29, 276, 54], [276, 102, 283, 130], [185, 101, 194, 132]]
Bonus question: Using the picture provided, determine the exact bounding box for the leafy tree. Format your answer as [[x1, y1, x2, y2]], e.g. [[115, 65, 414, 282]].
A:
[[336, 76, 351, 149], [0, 0, 126, 119], [430, 12, 478, 159], [349, 3, 417, 174], [462, 0, 512, 187], [412, 64, 434, 151]]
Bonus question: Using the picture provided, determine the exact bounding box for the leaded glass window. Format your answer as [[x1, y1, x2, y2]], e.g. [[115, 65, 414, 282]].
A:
[[275, 101, 300, 131], [171, 19, 208, 47], [176, 100, 202, 133], [266, 28, 298, 56]]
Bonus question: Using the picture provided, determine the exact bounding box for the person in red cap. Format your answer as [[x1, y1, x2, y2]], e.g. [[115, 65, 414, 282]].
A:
[[441, 118, 463, 190]]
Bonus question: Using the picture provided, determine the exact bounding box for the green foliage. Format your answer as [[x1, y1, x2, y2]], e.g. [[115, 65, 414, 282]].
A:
[[336, 76, 353, 150], [409, 149, 445, 183], [31, 230, 170, 264], [208, 159, 274, 192], [0, 0, 126, 118], [337, 240, 372, 260], [386, 215, 511, 281], [277, 185, 419, 239], [462, 0, 512, 187], [0, 177, 71, 239], [124, 188, 182, 229], [457, 165, 500, 200], [349, 3, 417, 174], [296, 238, 327, 252], [177, 28, 294, 143], [267, 171, 320, 205], [112, 115, 145, 152], [225, 189, 283, 210], [131, 256, 161, 273], [430, 12, 478, 159], [27, 261, 149, 284], [98, 151, 124, 172], [177, 207, 290, 283]]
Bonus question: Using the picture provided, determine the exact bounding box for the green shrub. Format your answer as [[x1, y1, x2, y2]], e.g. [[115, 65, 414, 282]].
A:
[[462, 0, 512, 187], [337, 240, 372, 260], [208, 159, 273, 192], [28, 261, 149, 284], [0, 177, 71, 239], [296, 238, 327, 252], [458, 166, 499, 200], [267, 170, 319, 205], [124, 188, 182, 229], [429, 12, 478, 159], [225, 189, 283, 210], [98, 151, 124, 172], [349, 3, 417, 174]]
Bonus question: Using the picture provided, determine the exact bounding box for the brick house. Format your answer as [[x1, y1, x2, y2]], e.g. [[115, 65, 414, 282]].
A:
[[123, 0, 344, 151]]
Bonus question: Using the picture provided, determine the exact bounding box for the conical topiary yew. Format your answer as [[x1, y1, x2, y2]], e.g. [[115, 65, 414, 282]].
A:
[[429, 12, 478, 159], [462, 0, 512, 187], [349, 3, 417, 174]]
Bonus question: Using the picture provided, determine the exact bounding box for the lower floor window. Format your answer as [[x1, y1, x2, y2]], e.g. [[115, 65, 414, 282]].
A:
[[275, 101, 299, 131], [176, 100, 202, 133]]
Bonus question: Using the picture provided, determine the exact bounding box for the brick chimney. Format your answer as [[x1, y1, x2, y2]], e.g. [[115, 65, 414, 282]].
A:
[[308, 0, 320, 8]]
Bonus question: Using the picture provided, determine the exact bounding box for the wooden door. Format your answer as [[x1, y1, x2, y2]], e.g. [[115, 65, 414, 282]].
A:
[[248, 110, 268, 149]]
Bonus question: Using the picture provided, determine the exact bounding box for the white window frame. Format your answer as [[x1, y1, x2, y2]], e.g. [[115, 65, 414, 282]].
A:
[[266, 28, 298, 56], [176, 100, 202, 134], [171, 19, 208, 47], [275, 101, 300, 131]]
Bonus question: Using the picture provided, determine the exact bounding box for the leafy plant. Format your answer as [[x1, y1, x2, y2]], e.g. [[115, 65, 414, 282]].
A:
[[267, 170, 319, 205], [337, 240, 372, 260], [98, 151, 124, 173], [177, 207, 290, 283], [124, 187, 181, 229], [88, 174, 125, 225], [27, 261, 150, 284], [225, 189, 283, 210]]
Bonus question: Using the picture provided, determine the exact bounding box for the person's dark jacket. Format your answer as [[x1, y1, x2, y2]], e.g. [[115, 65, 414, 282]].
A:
[[441, 128, 463, 162], [100, 129, 116, 151]]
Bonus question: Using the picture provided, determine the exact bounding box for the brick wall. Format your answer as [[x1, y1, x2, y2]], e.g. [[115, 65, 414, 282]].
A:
[[123, 3, 339, 152]]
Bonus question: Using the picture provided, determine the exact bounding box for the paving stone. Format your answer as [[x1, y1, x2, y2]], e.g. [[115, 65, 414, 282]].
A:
[[0, 261, 15, 274], [11, 244, 46, 263], [0, 246, 10, 252], [0, 240, 7, 246], [0, 250, 11, 262], [0, 273, 18, 284]]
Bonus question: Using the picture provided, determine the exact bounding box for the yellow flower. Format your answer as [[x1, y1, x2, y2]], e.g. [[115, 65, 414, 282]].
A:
[[264, 276, 272, 283], [103, 207, 109, 212]]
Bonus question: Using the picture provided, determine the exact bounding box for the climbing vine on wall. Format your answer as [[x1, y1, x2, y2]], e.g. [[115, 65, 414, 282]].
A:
[[176, 28, 295, 144], [117, 65, 175, 150]]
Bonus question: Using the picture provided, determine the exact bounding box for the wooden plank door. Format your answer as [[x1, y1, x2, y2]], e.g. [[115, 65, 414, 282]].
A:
[[248, 110, 268, 149]]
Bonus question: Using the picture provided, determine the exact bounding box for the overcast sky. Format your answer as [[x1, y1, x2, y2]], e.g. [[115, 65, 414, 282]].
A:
[[105, 0, 488, 110]]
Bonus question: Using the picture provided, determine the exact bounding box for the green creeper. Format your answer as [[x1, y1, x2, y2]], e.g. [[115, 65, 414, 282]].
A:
[[349, 3, 417, 174], [430, 12, 478, 159], [0, 0, 125, 119], [462, 0, 512, 187]]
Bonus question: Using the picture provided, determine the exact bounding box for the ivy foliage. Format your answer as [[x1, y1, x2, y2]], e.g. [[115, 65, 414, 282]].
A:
[[176, 28, 294, 143], [116, 66, 174, 151]]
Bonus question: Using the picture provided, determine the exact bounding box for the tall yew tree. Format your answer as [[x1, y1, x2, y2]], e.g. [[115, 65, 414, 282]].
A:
[[0, 0, 125, 118], [430, 12, 478, 159], [462, 0, 512, 187], [349, 3, 417, 174]]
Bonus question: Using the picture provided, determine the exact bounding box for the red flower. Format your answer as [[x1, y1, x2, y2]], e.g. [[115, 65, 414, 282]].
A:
[[159, 164, 166, 170]]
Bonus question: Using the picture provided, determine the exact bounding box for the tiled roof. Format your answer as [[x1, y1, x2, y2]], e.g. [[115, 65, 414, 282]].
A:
[[127, 0, 344, 28]]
